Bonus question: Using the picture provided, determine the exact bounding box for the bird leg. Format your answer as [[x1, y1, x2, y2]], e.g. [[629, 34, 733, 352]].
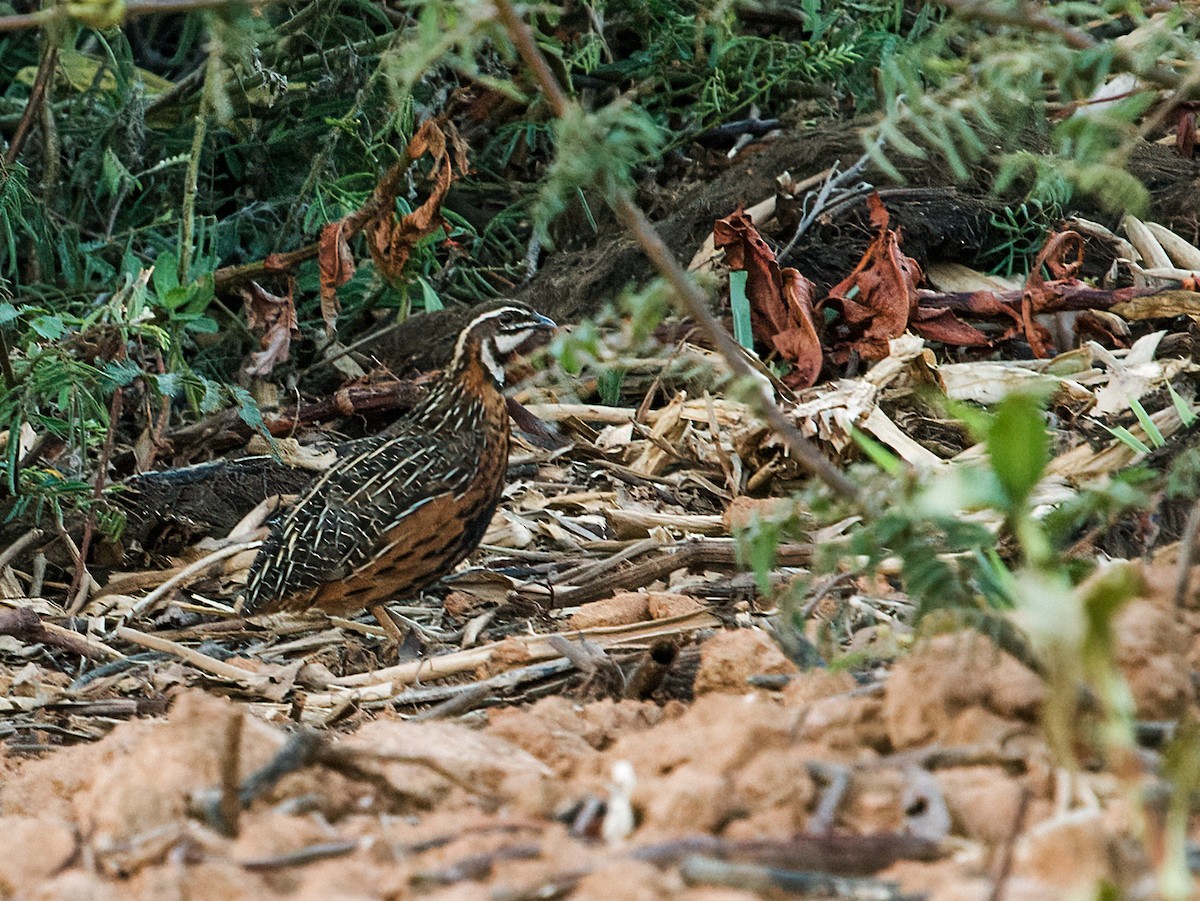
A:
[[369, 603, 409, 646]]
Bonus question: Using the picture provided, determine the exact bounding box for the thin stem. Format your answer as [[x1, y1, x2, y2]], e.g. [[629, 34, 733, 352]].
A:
[[180, 32, 220, 282], [0, 329, 15, 389], [0, 0, 285, 33], [935, 0, 1183, 91], [38, 52, 59, 207], [5, 38, 58, 164], [67, 387, 123, 614], [491, 0, 861, 504]]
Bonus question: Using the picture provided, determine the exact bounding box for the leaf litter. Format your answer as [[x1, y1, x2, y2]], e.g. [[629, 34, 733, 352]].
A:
[[8, 165, 1200, 900]]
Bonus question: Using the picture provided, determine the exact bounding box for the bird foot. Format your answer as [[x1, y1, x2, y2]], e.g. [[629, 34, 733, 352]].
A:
[[369, 604, 425, 662]]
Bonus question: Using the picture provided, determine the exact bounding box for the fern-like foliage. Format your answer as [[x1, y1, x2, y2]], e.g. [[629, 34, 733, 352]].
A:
[[867, 2, 1195, 213]]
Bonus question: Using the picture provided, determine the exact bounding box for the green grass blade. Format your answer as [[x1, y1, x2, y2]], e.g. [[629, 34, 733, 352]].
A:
[[729, 270, 753, 351], [1105, 425, 1152, 455], [1167, 382, 1197, 427], [852, 426, 904, 476], [1128, 396, 1164, 448]]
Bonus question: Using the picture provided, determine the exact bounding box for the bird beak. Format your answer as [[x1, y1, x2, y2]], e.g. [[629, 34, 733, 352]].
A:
[[511, 314, 557, 355]]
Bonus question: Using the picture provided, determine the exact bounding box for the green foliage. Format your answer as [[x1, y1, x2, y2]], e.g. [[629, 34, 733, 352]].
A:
[[569, 0, 865, 146], [1160, 719, 1200, 900], [619, 278, 675, 346], [777, 388, 1149, 769], [547, 319, 603, 376], [728, 270, 752, 351], [987, 391, 1051, 514], [981, 200, 1061, 277], [534, 100, 664, 241], [737, 512, 786, 596], [867, 2, 1188, 212], [1107, 392, 1195, 454], [593, 367, 622, 406]]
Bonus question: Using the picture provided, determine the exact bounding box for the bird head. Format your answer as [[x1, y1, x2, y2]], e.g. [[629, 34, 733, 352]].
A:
[[453, 303, 557, 385]]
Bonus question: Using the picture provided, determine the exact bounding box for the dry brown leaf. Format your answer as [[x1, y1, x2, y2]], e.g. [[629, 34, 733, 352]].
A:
[[240, 279, 299, 376], [712, 208, 824, 387], [825, 193, 922, 361], [910, 306, 990, 347], [368, 119, 469, 282], [1021, 231, 1083, 357], [318, 219, 355, 337], [776, 268, 823, 387]]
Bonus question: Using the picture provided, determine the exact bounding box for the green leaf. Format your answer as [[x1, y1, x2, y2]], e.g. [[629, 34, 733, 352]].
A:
[[1128, 396, 1164, 448], [103, 359, 142, 388], [597, 368, 624, 406], [198, 377, 223, 414], [0, 303, 18, 326], [729, 270, 753, 350], [153, 372, 183, 397], [851, 426, 903, 476], [159, 286, 191, 311], [738, 517, 779, 595], [185, 315, 219, 334], [100, 148, 130, 199], [228, 385, 275, 448], [417, 276, 443, 312], [987, 391, 1049, 510], [1105, 425, 1151, 455], [30, 315, 65, 341], [1167, 382, 1197, 428]]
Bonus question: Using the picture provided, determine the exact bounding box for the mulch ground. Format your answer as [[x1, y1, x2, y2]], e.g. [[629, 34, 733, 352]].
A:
[[6, 130, 1200, 899]]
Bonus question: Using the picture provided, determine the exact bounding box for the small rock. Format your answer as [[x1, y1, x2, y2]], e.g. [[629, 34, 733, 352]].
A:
[[883, 632, 1043, 750], [1113, 598, 1195, 719], [1014, 809, 1114, 890], [936, 766, 1026, 843], [568, 592, 650, 630], [0, 816, 76, 894], [723, 496, 792, 533], [646, 592, 705, 620], [693, 628, 799, 695], [636, 768, 734, 834], [27, 870, 120, 901], [78, 691, 284, 864], [798, 693, 890, 754], [338, 718, 553, 809], [781, 669, 855, 705], [573, 859, 671, 900], [841, 768, 906, 834]]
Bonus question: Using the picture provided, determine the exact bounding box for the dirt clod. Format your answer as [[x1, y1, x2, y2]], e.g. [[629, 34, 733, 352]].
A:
[[693, 628, 800, 695]]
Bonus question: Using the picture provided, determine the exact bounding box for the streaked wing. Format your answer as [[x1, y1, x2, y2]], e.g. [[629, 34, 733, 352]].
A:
[[243, 429, 486, 610]]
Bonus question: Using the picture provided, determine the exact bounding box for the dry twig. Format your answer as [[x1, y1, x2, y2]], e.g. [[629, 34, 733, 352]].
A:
[[491, 0, 861, 505]]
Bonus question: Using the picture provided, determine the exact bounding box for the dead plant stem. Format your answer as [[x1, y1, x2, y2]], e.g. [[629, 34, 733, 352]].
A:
[[4, 37, 56, 164], [128, 539, 262, 618], [936, 0, 1183, 90], [0, 0, 284, 32], [179, 53, 215, 282], [1174, 496, 1200, 608], [0, 528, 43, 571], [0, 330, 14, 389], [218, 707, 244, 837], [115, 625, 272, 690], [492, 0, 861, 504], [68, 387, 123, 615]]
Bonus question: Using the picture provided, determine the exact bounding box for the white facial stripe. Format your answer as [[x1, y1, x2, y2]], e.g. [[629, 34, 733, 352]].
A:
[[469, 306, 525, 330], [493, 329, 532, 356], [480, 339, 505, 384], [452, 307, 525, 364]]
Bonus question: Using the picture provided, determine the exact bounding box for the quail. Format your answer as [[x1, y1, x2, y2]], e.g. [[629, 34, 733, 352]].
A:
[[240, 303, 556, 621]]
